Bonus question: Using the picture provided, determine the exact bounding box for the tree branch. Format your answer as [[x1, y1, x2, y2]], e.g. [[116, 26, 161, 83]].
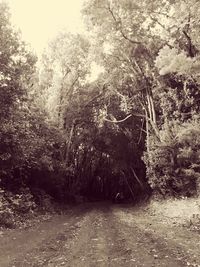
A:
[[104, 114, 132, 123], [107, 5, 141, 45], [137, 118, 145, 144]]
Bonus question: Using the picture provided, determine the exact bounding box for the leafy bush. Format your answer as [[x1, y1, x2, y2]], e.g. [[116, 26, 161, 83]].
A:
[[144, 119, 200, 197], [0, 187, 36, 228]]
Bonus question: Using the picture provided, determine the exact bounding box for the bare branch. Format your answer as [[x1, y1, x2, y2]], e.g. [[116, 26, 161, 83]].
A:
[[130, 167, 144, 189], [137, 118, 145, 144], [104, 111, 149, 124], [104, 114, 132, 123]]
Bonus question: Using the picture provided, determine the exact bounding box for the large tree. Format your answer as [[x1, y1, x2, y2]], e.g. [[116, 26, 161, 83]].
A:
[[82, 0, 200, 197]]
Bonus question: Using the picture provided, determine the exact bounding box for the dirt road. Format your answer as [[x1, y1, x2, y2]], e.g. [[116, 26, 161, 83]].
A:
[[0, 203, 199, 267]]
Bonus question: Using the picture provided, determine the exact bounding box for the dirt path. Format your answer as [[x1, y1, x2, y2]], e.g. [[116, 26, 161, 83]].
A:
[[0, 203, 199, 267]]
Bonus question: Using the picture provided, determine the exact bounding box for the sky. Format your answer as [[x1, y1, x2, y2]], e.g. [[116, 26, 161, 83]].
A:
[[6, 0, 86, 55], [4, 0, 103, 81]]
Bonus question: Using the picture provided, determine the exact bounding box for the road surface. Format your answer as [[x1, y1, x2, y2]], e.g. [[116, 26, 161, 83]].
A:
[[0, 203, 199, 267]]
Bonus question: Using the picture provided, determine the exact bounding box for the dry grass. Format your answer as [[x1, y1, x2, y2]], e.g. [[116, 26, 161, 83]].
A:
[[148, 197, 200, 226]]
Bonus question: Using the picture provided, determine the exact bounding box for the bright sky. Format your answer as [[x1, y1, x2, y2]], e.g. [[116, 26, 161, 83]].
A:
[[6, 0, 86, 55], [3, 0, 104, 81]]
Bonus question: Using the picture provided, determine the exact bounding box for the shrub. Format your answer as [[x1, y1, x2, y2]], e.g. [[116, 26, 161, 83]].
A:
[[0, 187, 36, 228], [144, 119, 200, 197]]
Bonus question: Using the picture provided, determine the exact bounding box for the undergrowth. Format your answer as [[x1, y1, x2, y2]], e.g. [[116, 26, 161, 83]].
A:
[[0, 187, 55, 229]]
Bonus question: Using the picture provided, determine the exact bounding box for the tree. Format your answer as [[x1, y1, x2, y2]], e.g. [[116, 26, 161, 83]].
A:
[[0, 3, 65, 199], [82, 0, 200, 197], [0, 2, 37, 182]]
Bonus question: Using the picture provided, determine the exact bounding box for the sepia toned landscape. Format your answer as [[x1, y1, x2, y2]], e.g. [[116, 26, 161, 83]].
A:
[[0, 0, 200, 266]]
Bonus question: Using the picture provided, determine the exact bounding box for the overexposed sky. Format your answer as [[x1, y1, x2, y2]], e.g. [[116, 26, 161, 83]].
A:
[[6, 0, 86, 55]]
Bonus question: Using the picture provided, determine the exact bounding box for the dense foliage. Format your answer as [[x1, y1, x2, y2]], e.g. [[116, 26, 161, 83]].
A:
[[0, 3, 65, 226], [81, 0, 200, 197], [1, 0, 200, 227]]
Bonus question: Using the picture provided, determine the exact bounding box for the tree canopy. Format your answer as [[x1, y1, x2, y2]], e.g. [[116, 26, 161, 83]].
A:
[[1, 0, 200, 217]]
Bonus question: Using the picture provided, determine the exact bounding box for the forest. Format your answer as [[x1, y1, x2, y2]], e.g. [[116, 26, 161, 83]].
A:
[[0, 0, 200, 228]]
